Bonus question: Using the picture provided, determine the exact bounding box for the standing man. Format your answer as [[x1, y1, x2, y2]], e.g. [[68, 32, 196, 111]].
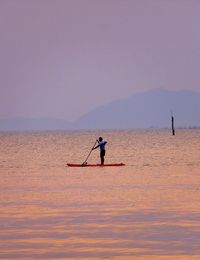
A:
[[92, 137, 107, 165]]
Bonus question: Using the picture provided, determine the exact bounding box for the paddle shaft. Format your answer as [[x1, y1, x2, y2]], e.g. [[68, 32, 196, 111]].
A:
[[82, 140, 97, 165]]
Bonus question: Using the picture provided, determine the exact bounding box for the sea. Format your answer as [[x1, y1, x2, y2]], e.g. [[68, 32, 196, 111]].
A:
[[0, 129, 200, 260]]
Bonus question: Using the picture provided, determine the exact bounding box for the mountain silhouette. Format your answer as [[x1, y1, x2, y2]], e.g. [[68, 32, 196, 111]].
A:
[[0, 89, 199, 131], [74, 89, 200, 129], [0, 117, 71, 131]]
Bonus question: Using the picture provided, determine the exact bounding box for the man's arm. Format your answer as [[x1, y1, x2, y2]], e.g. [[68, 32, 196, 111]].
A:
[[92, 144, 99, 150]]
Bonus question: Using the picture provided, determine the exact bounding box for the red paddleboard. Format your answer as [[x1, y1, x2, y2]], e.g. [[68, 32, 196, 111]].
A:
[[67, 163, 125, 167]]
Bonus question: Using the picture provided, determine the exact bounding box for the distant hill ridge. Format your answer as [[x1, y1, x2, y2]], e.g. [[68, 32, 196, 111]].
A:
[[0, 89, 200, 131], [74, 89, 200, 129]]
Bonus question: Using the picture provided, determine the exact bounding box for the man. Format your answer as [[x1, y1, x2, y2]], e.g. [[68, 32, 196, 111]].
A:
[[92, 137, 107, 165]]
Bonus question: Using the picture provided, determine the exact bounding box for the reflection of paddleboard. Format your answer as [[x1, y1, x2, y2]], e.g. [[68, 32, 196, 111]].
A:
[[67, 163, 125, 167]]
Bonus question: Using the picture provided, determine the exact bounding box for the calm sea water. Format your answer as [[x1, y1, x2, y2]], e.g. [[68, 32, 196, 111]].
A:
[[0, 129, 200, 259]]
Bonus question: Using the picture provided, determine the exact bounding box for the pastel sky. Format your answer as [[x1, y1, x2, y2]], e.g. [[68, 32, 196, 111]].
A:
[[1, 0, 200, 121]]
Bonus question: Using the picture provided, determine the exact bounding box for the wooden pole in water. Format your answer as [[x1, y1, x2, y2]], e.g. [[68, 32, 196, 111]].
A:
[[171, 112, 175, 135]]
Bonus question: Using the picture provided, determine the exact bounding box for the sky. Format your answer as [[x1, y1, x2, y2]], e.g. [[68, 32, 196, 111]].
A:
[[0, 0, 200, 121]]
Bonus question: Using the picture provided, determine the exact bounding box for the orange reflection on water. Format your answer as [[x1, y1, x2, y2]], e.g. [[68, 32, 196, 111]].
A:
[[0, 130, 200, 259]]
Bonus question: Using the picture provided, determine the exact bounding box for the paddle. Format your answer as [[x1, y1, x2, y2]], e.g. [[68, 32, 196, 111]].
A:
[[82, 140, 98, 166]]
